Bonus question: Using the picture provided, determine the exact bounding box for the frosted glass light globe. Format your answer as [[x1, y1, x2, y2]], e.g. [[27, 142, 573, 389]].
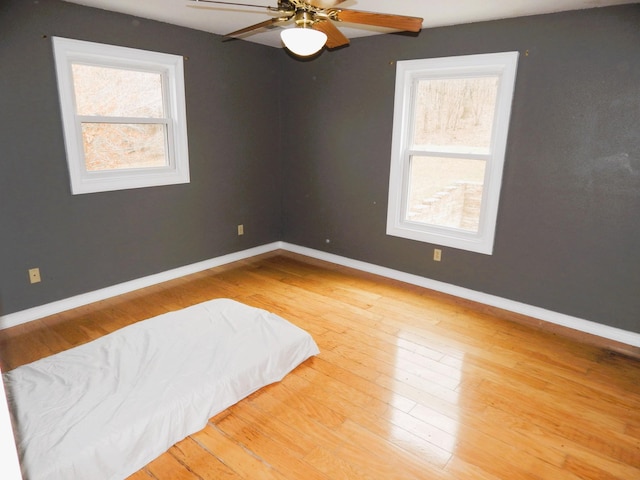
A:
[[280, 28, 327, 57]]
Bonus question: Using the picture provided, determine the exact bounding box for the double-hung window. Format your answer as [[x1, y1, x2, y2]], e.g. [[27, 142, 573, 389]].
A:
[[53, 37, 190, 194], [387, 52, 518, 254]]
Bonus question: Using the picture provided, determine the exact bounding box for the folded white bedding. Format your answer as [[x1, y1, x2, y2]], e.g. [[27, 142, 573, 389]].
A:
[[3, 298, 319, 480]]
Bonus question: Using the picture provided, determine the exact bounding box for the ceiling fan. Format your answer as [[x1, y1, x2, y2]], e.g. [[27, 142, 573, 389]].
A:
[[188, 0, 423, 56]]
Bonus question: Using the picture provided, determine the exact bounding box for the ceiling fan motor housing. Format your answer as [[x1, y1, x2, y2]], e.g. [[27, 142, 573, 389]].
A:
[[294, 9, 316, 27]]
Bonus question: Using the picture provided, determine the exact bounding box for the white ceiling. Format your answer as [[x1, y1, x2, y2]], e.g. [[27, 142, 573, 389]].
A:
[[62, 0, 637, 48]]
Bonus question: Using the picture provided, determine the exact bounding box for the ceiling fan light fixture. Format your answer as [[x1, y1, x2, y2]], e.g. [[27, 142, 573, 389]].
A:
[[280, 27, 327, 57]]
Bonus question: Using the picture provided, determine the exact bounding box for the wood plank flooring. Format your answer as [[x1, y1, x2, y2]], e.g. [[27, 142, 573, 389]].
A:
[[1, 251, 639, 479]]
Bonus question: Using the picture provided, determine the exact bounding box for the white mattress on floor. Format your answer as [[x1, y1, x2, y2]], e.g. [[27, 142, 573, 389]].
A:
[[3, 298, 319, 480]]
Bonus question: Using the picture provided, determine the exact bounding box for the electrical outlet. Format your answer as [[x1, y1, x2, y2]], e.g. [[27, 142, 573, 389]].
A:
[[29, 267, 41, 284], [433, 249, 442, 262], [237, 224, 244, 236]]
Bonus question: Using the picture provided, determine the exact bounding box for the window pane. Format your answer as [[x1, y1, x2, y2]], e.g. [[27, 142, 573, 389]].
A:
[[412, 77, 498, 153], [406, 156, 486, 232], [72, 64, 164, 118], [81, 123, 168, 171]]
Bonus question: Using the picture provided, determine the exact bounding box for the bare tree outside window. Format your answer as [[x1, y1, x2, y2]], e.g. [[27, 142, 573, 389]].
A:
[[413, 77, 498, 151], [406, 77, 499, 232], [72, 65, 168, 171]]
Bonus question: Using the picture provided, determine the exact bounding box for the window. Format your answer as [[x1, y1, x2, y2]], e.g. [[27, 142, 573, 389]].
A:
[[387, 52, 518, 254], [52, 37, 190, 194]]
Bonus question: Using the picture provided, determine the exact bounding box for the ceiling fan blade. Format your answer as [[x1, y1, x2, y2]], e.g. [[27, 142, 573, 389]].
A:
[[334, 9, 423, 33], [223, 16, 289, 38], [305, 0, 347, 8], [313, 20, 349, 49], [189, 0, 270, 9]]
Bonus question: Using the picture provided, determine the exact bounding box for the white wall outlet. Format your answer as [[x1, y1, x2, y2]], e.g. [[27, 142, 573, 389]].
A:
[[29, 267, 41, 284], [433, 249, 442, 262], [237, 224, 244, 236]]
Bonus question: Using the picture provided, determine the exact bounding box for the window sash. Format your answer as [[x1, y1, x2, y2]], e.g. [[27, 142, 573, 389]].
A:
[[79, 122, 171, 172], [77, 116, 170, 124], [387, 52, 519, 255], [53, 37, 190, 194]]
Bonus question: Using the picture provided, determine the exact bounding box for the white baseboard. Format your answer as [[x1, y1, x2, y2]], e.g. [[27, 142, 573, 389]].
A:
[[3, 241, 639, 349], [280, 243, 640, 349], [0, 243, 281, 330]]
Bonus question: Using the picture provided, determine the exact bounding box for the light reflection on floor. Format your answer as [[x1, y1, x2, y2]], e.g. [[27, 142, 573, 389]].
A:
[[387, 335, 465, 468]]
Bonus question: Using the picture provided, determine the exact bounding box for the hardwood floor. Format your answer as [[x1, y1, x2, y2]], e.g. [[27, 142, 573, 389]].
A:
[[1, 252, 639, 479]]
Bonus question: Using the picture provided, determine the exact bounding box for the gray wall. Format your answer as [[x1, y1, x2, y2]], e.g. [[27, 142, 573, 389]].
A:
[[2, 1, 639, 335], [281, 5, 640, 333], [0, 0, 283, 315]]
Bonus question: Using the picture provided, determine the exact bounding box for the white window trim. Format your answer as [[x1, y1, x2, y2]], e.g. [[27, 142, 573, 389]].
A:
[[386, 52, 519, 255], [52, 37, 190, 195]]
